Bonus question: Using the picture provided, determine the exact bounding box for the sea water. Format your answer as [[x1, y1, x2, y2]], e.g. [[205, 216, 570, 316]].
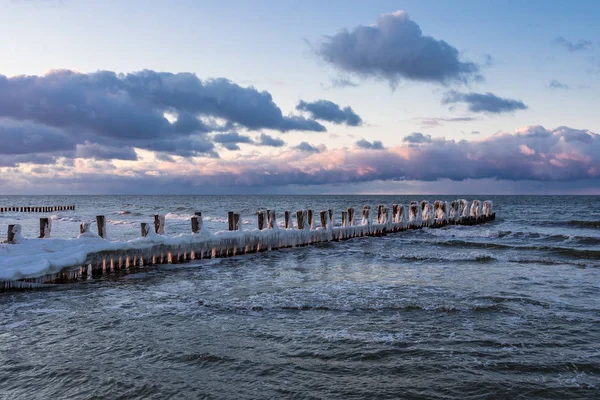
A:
[[0, 195, 599, 399]]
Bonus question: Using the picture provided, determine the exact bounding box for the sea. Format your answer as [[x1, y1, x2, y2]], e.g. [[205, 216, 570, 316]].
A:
[[0, 195, 599, 399]]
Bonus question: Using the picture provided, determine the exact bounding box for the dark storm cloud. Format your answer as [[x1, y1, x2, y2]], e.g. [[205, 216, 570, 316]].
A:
[[0, 118, 75, 155], [296, 100, 362, 126], [442, 91, 528, 114], [256, 133, 285, 147], [315, 10, 480, 86], [403, 132, 432, 144], [213, 132, 254, 145], [355, 139, 384, 149], [75, 143, 138, 161], [553, 37, 593, 52], [294, 142, 321, 153]]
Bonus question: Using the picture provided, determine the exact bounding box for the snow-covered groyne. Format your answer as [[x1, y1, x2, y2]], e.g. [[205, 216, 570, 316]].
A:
[[1, 199, 495, 290]]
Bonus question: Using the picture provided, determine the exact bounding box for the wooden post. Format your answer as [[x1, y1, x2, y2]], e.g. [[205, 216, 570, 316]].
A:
[[328, 209, 334, 226], [7, 224, 16, 243], [284, 211, 291, 229], [348, 207, 355, 226], [320, 211, 328, 228], [96, 215, 106, 238], [154, 214, 165, 234], [257, 210, 266, 230], [80, 223, 90, 235], [377, 205, 384, 223], [268, 210, 277, 229], [228, 211, 235, 231], [141, 222, 150, 237], [341, 211, 347, 227], [39, 217, 50, 238], [308, 210, 314, 229], [233, 213, 240, 231], [296, 210, 304, 230]]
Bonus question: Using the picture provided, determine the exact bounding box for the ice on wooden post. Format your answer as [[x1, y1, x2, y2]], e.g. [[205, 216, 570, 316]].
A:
[[39, 218, 51, 239], [6, 224, 16, 244], [348, 207, 355, 226], [233, 213, 241, 231], [79, 223, 91, 236], [482, 200, 493, 217], [96, 215, 107, 239], [154, 214, 165, 235], [470, 200, 481, 218], [328, 209, 334, 227], [257, 209, 266, 230], [268, 210, 277, 229], [341, 211, 348, 227], [409, 202, 419, 225], [320, 211, 328, 228], [308, 210, 314, 229], [141, 223, 151, 237], [459, 199, 469, 217], [228, 211, 235, 231], [296, 210, 305, 230], [191, 212, 202, 234], [361, 205, 371, 226], [284, 211, 291, 229]]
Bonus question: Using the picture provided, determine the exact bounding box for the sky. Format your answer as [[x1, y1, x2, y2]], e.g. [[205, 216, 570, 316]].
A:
[[0, 0, 599, 194]]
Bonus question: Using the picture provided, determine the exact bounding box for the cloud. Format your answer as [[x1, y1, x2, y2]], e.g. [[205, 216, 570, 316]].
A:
[[2, 125, 599, 193], [553, 37, 593, 52], [256, 133, 285, 147], [443, 91, 528, 114], [294, 142, 321, 153], [330, 78, 359, 88], [314, 10, 480, 86], [413, 116, 477, 128], [296, 100, 362, 126], [0, 118, 75, 155], [356, 139, 384, 149], [548, 80, 569, 90], [403, 132, 432, 143], [75, 142, 138, 161]]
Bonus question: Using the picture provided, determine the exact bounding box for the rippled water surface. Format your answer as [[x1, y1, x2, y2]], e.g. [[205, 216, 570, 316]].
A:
[[1, 195, 600, 399]]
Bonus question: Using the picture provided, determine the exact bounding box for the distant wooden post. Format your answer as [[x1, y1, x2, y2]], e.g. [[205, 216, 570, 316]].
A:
[[154, 214, 165, 234], [308, 210, 314, 229], [7, 224, 16, 243], [96, 216, 106, 238], [257, 210, 266, 230], [141, 223, 151, 237], [320, 211, 328, 228], [284, 211, 291, 229], [191, 211, 202, 233], [233, 213, 240, 231], [296, 210, 305, 230], [39, 217, 50, 238], [228, 211, 235, 231], [80, 223, 90, 235]]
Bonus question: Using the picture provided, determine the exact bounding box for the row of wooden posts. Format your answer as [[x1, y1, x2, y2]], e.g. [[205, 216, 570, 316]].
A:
[[5, 203, 492, 243], [0, 205, 75, 213]]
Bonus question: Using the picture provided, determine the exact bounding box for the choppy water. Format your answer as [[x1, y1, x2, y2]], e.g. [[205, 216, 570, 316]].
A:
[[1, 195, 600, 399]]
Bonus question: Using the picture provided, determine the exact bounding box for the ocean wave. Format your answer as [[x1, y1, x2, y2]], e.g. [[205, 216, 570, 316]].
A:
[[436, 240, 600, 260], [398, 254, 496, 263], [538, 220, 600, 229]]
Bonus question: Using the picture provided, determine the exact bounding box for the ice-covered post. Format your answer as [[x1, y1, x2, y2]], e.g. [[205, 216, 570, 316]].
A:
[[328, 209, 334, 227], [141, 223, 150, 237], [377, 205, 384, 224], [6, 224, 16, 243], [362, 205, 370, 225], [296, 210, 305, 230], [233, 213, 240, 230], [258, 210, 266, 230], [228, 211, 235, 231], [268, 210, 277, 229], [341, 211, 347, 227], [39, 217, 51, 238], [80, 223, 90, 235], [308, 210, 314, 229], [284, 211, 291, 229], [320, 211, 328, 228], [348, 207, 355, 226], [96, 215, 107, 238], [154, 214, 165, 235], [191, 212, 202, 234]]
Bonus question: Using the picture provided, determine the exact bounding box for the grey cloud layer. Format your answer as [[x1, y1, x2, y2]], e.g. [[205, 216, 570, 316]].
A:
[[443, 91, 528, 114], [315, 10, 479, 85], [296, 100, 362, 126]]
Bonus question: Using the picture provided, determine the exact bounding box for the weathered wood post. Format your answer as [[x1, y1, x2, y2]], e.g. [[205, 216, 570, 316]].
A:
[[39, 217, 51, 238], [80, 223, 90, 235], [7, 224, 16, 243], [257, 210, 266, 230], [328, 209, 334, 226], [296, 210, 305, 230], [348, 207, 355, 226], [233, 213, 240, 231], [228, 211, 235, 231], [96, 215, 107, 238], [154, 214, 165, 234], [377, 205, 384, 223], [341, 211, 348, 227], [191, 212, 202, 233], [308, 209, 314, 229], [268, 210, 277, 229], [141, 223, 151, 237], [284, 211, 291, 229], [320, 211, 328, 228]]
